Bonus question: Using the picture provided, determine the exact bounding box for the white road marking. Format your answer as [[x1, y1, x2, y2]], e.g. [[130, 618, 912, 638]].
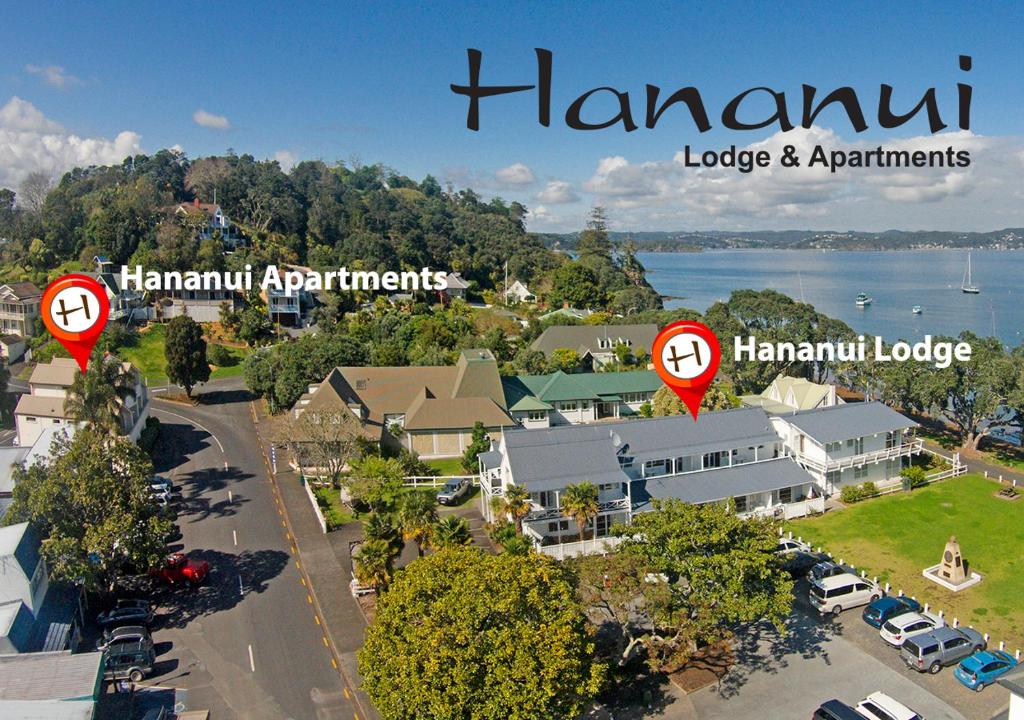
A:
[[238, 575, 244, 597], [232, 529, 238, 546], [150, 406, 226, 454], [223, 461, 228, 470], [248, 644, 255, 672], [228, 490, 233, 504]]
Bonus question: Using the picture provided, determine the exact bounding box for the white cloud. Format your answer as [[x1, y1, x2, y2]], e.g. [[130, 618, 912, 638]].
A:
[[495, 162, 535, 186], [0, 96, 142, 191], [535, 180, 579, 204], [273, 150, 298, 172], [567, 127, 1023, 231], [192, 108, 231, 130], [25, 64, 80, 89]]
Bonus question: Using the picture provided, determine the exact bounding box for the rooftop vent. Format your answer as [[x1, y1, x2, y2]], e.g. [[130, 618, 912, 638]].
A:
[[355, 380, 367, 390]]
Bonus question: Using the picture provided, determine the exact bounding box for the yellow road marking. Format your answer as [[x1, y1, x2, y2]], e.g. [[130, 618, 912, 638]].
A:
[[315, 615, 321, 625], [322, 636, 329, 647], [307, 594, 313, 605]]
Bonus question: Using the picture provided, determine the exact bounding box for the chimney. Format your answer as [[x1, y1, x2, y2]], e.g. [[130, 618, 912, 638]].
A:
[[194, 197, 200, 208], [563, 301, 569, 309]]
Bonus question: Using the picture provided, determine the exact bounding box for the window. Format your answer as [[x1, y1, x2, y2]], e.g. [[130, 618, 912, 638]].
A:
[[547, 519, 569, 532], [559, 401, 578, 412], [885, 430, 900, 449], [826, 470, 841, 486], [703, 451, 727, 469], [854, 465, 869, 480], [644, 459, 669, 477], [847, 437, 865, 454], [674, 455, 697, 473], [779, 486, 793, 504], [527, 410, 547, 422], [825, 441, 842, 454], [532, 490, 556, 508], [733, 495, 747, 513], [600, 483, 619, 492], [25, 416, 36, 423]]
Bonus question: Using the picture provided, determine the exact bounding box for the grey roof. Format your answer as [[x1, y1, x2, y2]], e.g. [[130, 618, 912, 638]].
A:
[[0, 523, 41, 580], [530, 324, 658, 358], [637, 457, 814, 508], [0, 651, 103, 702], [1000, 668, 1024, 697], [0, 447, 30, 495], [501, 407, 779, 493], [780, 401, 917, 444]]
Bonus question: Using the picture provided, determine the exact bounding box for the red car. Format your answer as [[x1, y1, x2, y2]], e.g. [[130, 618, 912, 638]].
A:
[[150, 552, 209, 586]]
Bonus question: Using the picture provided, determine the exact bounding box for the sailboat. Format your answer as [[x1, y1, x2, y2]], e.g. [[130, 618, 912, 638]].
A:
[[961, 252, 980, 294]]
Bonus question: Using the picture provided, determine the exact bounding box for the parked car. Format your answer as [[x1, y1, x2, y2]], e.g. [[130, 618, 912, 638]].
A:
[[809, 560, 857, 582], [150, 552, 209, 586], [809, 574, 880, 615], [151, 475, 173, 491], [901, 626, 986, 674], [861, 596, 921, 629], [953, 649, 1019, 692], [775, 538, 810, 555], [812, 699, 865, 720], [103, 640, 156, 682], [436, 477, 471, 505], [150, 484, 173, 499], [97, 600, 155, 628], [97, 625, 153, 652], [880, 611, 944, 648], [854, 691, 923, 720], [782, 550, 829, 579]]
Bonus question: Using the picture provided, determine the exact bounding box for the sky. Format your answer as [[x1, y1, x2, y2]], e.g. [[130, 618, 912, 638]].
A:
[[1, 1, 1022, 233]]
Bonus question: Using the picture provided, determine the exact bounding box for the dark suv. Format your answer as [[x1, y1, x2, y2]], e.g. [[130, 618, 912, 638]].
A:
[[813, 699, 864, 720]]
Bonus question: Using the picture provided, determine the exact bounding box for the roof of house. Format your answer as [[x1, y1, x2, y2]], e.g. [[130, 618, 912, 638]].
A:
[[503, 370, 662, 409], [999, 669, 1024, 698], [531, 324, 659, 358], [0, 283, 42, 301], [0, 447, 30, 495], [499, 407, 779, 492], [0, 699, 96, 720], [538, 307, 593, 322], [444, 272, 470, 290], [298, 349, 514, 436], [635, 457, 814, 508], [175, 201, 221, 216], [741, 374, 836, 413], [85, 272, 122, 295], [1, 335, 24, 346], [779, 401, 917, 444], [0, 523, 41, 579], [0, 651, 103, 702], [27, 358, 79, 388], [14, 395, 68, 420]]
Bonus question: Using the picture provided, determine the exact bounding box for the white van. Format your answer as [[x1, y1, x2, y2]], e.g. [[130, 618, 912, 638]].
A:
[[809, 573, 880, 615]]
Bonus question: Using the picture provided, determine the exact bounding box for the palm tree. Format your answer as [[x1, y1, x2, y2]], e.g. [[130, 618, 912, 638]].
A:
[[431, 515, 472, 549], [63, 352, 135, 435], [398, 490, 437, 557], [489, 483, 531, 534], [560, 482, 600, 545], [362, 511, 401, 553], [353, 538, 394, 592]]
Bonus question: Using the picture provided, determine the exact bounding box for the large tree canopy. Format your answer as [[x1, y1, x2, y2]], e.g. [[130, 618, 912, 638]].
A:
[[358, 547, 605, 720]]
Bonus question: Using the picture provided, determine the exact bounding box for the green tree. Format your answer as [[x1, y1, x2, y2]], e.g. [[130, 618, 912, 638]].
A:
[[432, 515, 472, 549], [64, 351, 135, 434], [560, 482, 600, 544], [549, 347, 581, 373], [4, 428, 171, 594], [362, 511, 402, 552], [347, 455, 405, 512], [353, 538, 395, 592], [548, 263, 604, 309], [575, 206, 613, 259], [398, 490, 437, 557], [164, 315, 210, 397], [651, 380, 734, 417], [461, 420, 491, 473], [613, 499, 793, 670], [489, 483, 531, 534], [358, 548, 605, 720]]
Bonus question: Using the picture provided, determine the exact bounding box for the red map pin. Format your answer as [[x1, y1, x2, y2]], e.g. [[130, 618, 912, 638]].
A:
[[41, 274, 109, 372], [652, 320, 722, 421]]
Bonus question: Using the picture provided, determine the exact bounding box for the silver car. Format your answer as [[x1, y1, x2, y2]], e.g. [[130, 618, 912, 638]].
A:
[[901, 625, 986, 674], [436, 478, 471, 505]]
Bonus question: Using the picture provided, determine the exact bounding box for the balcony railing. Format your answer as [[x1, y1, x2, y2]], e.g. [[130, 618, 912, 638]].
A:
[[797, 438, 923, 474], [524, 496, 629, 523]]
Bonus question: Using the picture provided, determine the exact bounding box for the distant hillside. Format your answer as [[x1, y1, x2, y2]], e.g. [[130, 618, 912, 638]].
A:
[[538, 229, 1024, 252]]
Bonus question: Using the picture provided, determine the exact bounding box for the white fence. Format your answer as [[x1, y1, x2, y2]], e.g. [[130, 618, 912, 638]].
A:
[[403, 474, 477, 488], [302, 479, 328, 534], [536, 535, 624, 560]]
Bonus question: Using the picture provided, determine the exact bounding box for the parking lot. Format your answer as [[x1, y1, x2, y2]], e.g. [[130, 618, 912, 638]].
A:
[[685, 578, 1010, 720]]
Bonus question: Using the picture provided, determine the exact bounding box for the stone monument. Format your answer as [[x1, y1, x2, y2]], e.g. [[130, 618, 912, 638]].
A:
[[923, 534, 982, 592]]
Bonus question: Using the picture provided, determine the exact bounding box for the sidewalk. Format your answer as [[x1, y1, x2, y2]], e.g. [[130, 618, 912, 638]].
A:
[[250, 404, 379, 720]]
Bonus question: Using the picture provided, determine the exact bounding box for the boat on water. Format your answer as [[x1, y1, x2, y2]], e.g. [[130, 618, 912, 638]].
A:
[[855, 292, 873, 307], [912, 305, 923, 314], [961, 251, 980, 294]]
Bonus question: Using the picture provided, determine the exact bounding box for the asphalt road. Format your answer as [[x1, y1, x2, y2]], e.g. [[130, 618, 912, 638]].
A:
[[145, 386, 356, 720]]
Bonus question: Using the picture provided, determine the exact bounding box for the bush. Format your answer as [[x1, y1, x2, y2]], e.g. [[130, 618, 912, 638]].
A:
[[860, 481, 878, 497], [207, 344, 235, 367], [137, 417, 160, 456], [313, 485, 346, 531], [903, 465, 928, 488], [840, 481, 879, 504], [487, 520, 517, 545]]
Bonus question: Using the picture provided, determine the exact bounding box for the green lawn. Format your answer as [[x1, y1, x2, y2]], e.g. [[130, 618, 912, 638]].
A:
[[790, 474, 1024, 649], [115, 324, 250, 385], [424, 457, 468, 475]]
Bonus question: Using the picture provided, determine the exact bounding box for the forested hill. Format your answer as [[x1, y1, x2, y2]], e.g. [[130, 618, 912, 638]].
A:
[[541, 228, 1024, 252], [0, 150, 560, 290]]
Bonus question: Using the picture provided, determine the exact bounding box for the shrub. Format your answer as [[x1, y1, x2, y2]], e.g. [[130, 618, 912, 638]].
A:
[[860, 481, 878, 498], [903, 465, 928, 488], [207, 343, 235, 367], [313, 485, 346, 531], [487, 520, 517, 545], [840, 484, 865, 504]]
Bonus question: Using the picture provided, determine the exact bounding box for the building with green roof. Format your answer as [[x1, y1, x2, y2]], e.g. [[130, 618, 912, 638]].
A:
[[502, 370, 662, 428]]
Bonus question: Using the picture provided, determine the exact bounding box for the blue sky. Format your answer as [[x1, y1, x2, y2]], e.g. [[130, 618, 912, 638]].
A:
[[2, 1, 1022, 231]]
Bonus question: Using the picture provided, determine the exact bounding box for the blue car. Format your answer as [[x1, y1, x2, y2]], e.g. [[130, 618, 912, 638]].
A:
[[861, 596, 921, 629], [954, 649, 1018, 691]]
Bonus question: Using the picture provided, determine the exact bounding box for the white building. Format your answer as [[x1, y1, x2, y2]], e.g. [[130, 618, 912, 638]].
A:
[[15, 358, 149, 446], [481, 407, 823, 556], [770, 401, 922, 495], [504, 279, 536, 304]]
